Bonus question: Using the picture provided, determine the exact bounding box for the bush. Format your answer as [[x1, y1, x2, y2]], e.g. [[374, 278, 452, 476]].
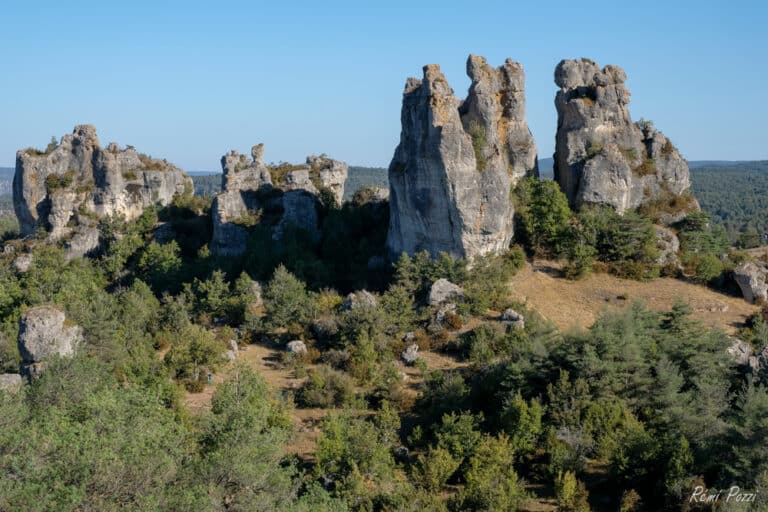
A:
[[296, 365, 355, 408], [163, 323, 222, 390], [515, 178, 572, 256], [264, 265, 312, 329], [413, 447, 460, 492], [555, 470, 590, 512]]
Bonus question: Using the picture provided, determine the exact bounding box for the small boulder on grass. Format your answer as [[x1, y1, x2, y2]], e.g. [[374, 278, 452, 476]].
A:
[[500, 308, 525, 330], [286, 340, 307, 354], [401, 343, 420, 365]]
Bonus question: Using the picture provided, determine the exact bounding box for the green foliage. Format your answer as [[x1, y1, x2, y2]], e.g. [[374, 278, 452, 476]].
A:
[[468, 121, 487, 171], [163, 323, 222, 390], [555, 470, 590, 512], [515, 177, 572, 256], [264, 265, 312, 328], [462, 247, 525, 314], [454, 435, 527, 512], [413, 447, 460, 492], [138, 240, 183, 292], [44, 170, 75, 191], [297, 365, 356, 408]]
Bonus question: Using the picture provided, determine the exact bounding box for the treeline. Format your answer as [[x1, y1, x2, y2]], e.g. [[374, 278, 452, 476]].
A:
[[691, 161, 768, 246]]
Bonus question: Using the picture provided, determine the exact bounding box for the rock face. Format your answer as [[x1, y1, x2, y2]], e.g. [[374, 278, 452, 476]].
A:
[[210, 145, 347, 256], [387, 55, 538, 260], [553, 59, 696, 216], [0, 373, 22, 392], [14, 125, 192, 257], [18, 305, 82, 378], [654, 226, 681, 267], [734, 262, 768, 304]]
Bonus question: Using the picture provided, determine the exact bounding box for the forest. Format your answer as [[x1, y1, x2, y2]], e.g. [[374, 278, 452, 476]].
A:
[[1, 171, 767, 511]]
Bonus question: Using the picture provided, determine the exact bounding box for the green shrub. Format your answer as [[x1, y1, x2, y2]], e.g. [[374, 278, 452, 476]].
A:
[[555, 470, 590, 512], [296, 365, 355, 408], [264, 265, 312, 328], [413, 447, 460, 492], [468, 121, 487, 171]]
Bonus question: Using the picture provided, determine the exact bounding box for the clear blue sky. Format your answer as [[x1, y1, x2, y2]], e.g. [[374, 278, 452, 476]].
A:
[[1, 0, 766, 170]]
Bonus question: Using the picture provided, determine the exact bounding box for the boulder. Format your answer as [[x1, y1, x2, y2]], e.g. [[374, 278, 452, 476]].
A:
[[655, 225, 681, 267], [727, 337, 759, 371], [341, 290, 378, 311], [734, 262, 768, 304], [0, 373, 22, 392], [14, 125, 192, 246], [17, 305, 82, 377], [13, 253, 32, 273], [286, 340, 307, 354], [428, 279, 464, 306], [434, 302, 458, 327], [500, 308, 525, 330], [223, 350, 237, 362], [401, 343, 420, 365], [553, 59, 698, 219], [386, 55, 538, 260]]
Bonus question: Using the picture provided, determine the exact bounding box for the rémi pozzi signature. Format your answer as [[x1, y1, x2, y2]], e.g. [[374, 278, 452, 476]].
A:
[[690, 486, 759, 504]]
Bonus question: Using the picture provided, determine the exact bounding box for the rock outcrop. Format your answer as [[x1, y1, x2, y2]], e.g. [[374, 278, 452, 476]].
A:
[[428, 278, 464, 306], [734, 262, 768, 304], [210, 145, 347, 256], [14, 125, 191, 257], [553, 59, 697, 217], [387, 55, 538, 260], [18, 305, 82, 378]]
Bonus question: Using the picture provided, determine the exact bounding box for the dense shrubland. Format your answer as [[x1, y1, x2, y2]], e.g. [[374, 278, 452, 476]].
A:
[[0, 176, 765, 511]]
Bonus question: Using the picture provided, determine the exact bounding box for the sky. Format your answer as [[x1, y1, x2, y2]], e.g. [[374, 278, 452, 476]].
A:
[[1, 0, 766, 170]]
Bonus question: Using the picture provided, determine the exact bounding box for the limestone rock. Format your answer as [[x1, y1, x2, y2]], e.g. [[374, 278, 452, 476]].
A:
[[342, 290, 378, 311], [654, 226, 681, 267], [500, 308, 525, 330], [401, 343, 420, 365], [211, 145, 346, 255], [734, 262, 768, 304], [307, 155, 348, 206], [286, 340, 307, 354], [387, 55, 538, 260], [14, 125, 192, 246], [0, 373, 22, 392], [553, 59, 697, 218], [17, 306, 82, 377], [435, 302, 457, 325], [428, 278, 464, 306], [13, 253, 32, 273], [727, 337, 759, 371]]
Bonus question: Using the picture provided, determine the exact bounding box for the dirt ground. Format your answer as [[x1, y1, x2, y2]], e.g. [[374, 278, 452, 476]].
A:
[[510, 261, 757, 334]]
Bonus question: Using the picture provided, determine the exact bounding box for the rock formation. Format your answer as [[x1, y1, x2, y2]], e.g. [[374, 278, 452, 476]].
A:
[[553, 59, 697, 216], [18, 305, 82, 378], [386, 55, 538, 260], [14, 125, 191, 258], [210, 145, 348, 256], [734, 261, 768, 304]]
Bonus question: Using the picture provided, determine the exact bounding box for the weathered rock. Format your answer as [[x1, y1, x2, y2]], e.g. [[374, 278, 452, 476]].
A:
[[211, 145, 346, 255], [435, 302, 457, 325], [63, 225, 101, 260], [500, 308, 525, 330], [17, 306, 82, 376], [287, 340, 307, 354], [307, 155, 348, 206], [14, 125, 192, 246], [223, 350, 237, 362], [553, 59, 698, 218], [341, 290, 378, 311], [401, 343, 420, 365], [727, 337, 759, 371], [0, 373, 22, 392], [734, 262, 768, 304], [654, 226, 681, 267], [428, 278, 464, 306], [387, 55, 538, 260], [13, 253, 32, 273]]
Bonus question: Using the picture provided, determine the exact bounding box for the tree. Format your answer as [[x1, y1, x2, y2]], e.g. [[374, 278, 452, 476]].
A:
[[516, 177, 572, 256], [264, 265, 312, 329]]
